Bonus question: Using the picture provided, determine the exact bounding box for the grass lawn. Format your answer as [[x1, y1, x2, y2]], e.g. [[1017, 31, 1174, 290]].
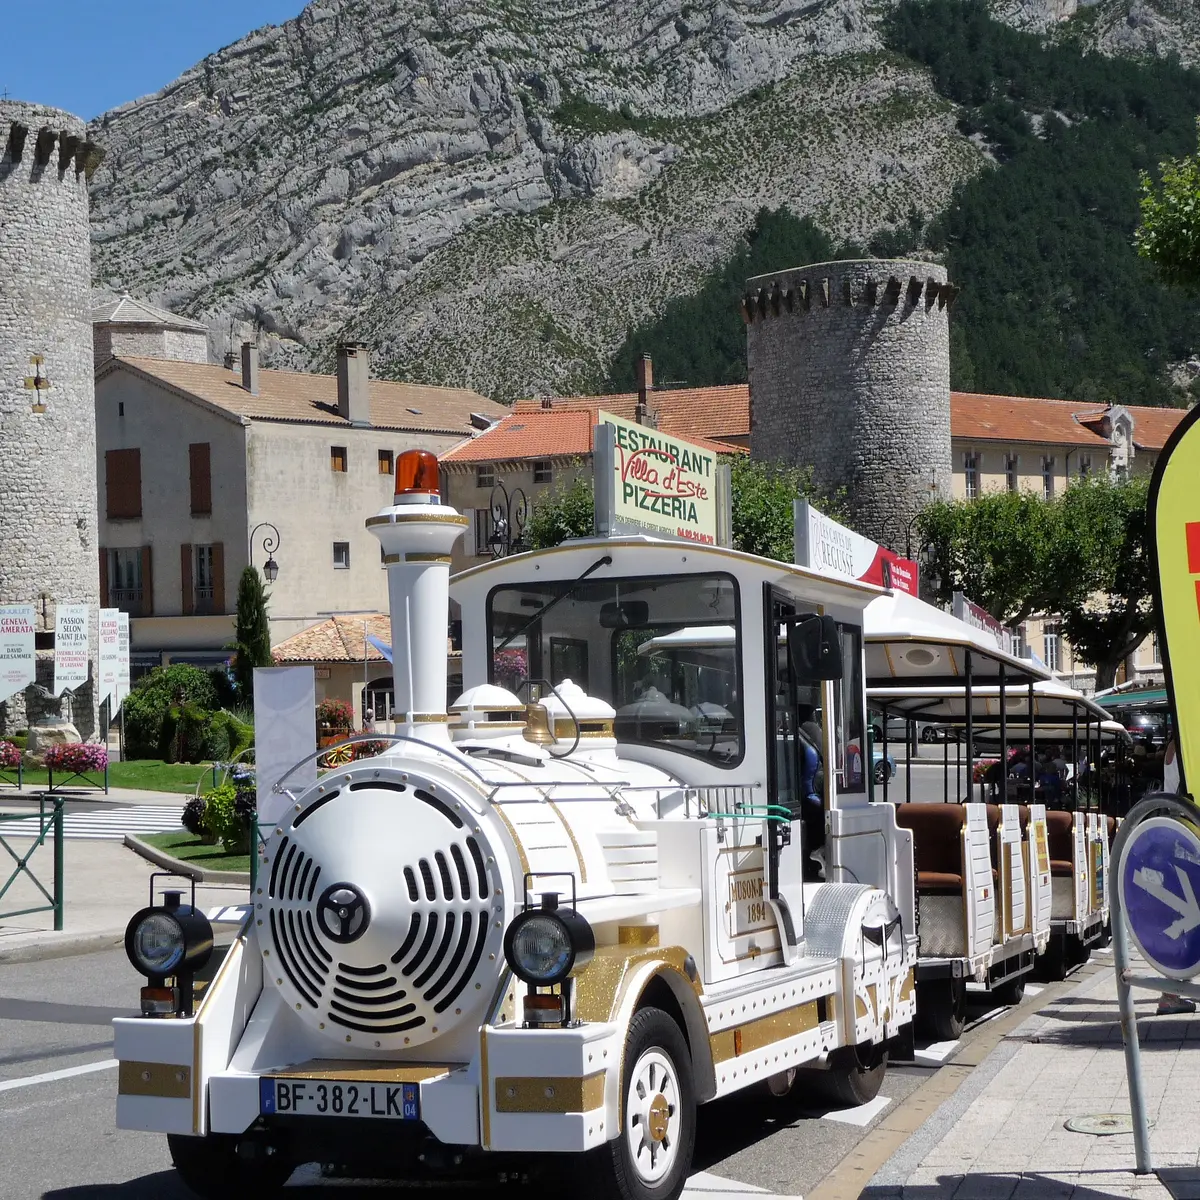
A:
[[15, 760, 221, 794], [140, 830, 251, 873]]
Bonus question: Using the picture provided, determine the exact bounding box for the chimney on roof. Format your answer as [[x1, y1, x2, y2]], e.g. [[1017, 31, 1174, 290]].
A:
[[337, 342, 371, 427], [240, 342, 259, 395], [540, 395, 553, 410], [635, 353, 653, 424]]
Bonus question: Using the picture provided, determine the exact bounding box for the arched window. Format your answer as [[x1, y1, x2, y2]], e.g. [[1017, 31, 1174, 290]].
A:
[[362, 676, 395, 722]]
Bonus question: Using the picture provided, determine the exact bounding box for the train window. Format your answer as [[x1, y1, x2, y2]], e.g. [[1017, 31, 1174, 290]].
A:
[[832, 623, 865, 793], [486, 573, 743, 767]]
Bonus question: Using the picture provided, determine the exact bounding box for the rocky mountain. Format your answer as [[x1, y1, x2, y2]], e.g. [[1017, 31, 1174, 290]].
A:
[[87, 0, 1200, 401]]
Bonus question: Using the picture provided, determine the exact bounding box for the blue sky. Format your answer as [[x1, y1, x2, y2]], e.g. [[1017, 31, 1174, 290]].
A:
[[2, 2, 306, 120]]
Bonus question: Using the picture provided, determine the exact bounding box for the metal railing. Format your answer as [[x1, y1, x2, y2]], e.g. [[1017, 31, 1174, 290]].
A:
[[0, 795, 65, 930]]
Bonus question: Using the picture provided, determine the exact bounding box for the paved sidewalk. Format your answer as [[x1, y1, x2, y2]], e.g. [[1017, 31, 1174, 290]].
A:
[[867, 953, 1200, 1199], [0, 836, 248, 962], [0, 785, 190, 806]]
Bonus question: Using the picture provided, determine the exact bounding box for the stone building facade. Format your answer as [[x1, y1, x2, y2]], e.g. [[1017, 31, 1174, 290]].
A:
[[744, 258, 955, 549], [0, 101, 104, 737], [92, 295, 209, 365]]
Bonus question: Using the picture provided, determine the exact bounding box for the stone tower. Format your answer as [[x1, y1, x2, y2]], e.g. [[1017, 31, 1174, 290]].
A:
[[0, 101, 104, 737], [745, 259, 957, 551]]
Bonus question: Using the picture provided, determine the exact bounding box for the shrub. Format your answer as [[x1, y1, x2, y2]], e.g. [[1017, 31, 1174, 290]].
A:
[[9, 731, 27, 752], [203, 771, 257, 852], [124, 665, 219, 759], [0, 741, 20, 770], [182, 796, 207, 836], [45, 743, 108, 774], [158, 701, 213, 764], [207, 709, 254, 761]]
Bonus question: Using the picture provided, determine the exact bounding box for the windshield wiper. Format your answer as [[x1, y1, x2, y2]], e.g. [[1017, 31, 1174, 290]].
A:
[[494, 555, 612, 654]]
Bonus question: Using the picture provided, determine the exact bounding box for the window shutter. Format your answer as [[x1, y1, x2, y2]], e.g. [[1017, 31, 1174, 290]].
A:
[[140, 545, 153, 616], [181, 543, 194, 616], [189, 443, 212, 515], [212, 542, 226, 613], [105, 448, 143, 519], [99, 548, 109, 607]]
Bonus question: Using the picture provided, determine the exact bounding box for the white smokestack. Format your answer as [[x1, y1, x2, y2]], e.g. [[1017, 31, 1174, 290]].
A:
[[365, 449, 466, 742]]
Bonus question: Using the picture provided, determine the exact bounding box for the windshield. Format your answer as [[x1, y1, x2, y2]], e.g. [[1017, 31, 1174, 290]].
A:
[[486, 573, 742, 766]]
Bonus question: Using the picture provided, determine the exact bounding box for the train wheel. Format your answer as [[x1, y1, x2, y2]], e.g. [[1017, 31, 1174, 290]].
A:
[[1036, 939, 1068, 982], [811, 1043, 888, 1108], [991, 974, 1026, 1006], [1067, 937, 1091, 968], [168, 1133, 291, 1198], [580, 1007, 696, 1200], [918, 978, 967, 1041]]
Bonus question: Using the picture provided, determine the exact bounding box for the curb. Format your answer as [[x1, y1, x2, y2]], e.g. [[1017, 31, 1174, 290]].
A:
[[124, 834, 251, 886], [0, 927, 125, 965]]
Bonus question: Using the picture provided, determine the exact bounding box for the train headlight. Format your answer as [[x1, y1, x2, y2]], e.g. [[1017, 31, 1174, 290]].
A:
[[503, 893, 594, 986], [124, 892, 213, 980]]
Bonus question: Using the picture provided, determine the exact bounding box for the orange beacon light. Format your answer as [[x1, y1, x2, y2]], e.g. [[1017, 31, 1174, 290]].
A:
[[395, 448, 440, 497]]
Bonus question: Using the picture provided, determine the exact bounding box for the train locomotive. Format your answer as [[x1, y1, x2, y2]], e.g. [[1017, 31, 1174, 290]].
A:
[[114, 450, 917, 1199]]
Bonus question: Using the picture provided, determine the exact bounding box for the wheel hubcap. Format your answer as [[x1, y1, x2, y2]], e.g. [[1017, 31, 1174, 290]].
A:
[[626, 1049, 681, 1183]]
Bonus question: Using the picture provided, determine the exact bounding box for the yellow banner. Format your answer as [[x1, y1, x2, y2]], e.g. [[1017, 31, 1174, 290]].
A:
[[1151, 404, 1200, 795]]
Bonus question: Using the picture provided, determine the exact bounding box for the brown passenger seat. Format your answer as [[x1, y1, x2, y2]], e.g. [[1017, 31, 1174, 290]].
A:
[[1106, 815, 1117, 840], [895, 803, 966, 894], [985, 804, 1002, 883], [1017, 805, 1032, 833], [1045, 810, 1075, 878]]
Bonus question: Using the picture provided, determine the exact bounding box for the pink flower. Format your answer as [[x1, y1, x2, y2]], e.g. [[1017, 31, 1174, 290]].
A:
[[45, 742, 108, 773], [0, 741, 19, 770]]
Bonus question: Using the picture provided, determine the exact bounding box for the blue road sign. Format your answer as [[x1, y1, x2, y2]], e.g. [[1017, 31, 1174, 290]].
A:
[[1119, 815, 1200, 980]]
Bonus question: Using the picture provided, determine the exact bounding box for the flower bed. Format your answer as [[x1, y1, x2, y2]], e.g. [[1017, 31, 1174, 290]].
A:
[[0, 741, 20, 771], [44, 742, 109, 790]]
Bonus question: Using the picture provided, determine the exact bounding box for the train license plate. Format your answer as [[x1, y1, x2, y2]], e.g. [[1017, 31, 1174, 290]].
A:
[[260, 1077, 419, 1120]]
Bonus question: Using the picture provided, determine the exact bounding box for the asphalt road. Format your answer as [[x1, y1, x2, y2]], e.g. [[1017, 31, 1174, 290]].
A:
[[0, 943, 1048, 1200]]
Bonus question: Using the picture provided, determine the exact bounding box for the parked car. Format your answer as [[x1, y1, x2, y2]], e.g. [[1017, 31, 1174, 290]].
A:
[[870, 713, 912, 744], [873, 747, 897, 783]]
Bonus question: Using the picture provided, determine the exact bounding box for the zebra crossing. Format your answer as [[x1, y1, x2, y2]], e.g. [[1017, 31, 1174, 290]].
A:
[[0, 804, 185, 841]]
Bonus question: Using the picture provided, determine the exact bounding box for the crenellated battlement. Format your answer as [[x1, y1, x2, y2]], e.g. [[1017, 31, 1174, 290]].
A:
[[0, 101, 104, 180], [741, 260, 959, 324]]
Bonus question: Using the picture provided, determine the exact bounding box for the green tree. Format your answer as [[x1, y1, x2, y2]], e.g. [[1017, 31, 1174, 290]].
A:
[[1058, 473, 1155, 692], [1136, 120, 1200, 291], [529, 472, 595, 550], [916, 475, 1154, 689], [916, 490, 1069, 626], [232, 567, 273, 702], [729, 457, 846, 562]]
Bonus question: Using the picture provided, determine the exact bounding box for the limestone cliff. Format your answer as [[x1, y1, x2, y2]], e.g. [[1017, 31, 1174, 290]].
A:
[[86, 0, 1200, 401]]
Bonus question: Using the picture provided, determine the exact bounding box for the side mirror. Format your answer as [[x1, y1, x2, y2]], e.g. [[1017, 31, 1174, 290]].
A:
[[788, 615, 844, 681], [600, 600, 650, 629]]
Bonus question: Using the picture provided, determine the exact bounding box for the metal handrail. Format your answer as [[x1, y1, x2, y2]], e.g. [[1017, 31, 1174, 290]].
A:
[[0, 794, 65, 929]]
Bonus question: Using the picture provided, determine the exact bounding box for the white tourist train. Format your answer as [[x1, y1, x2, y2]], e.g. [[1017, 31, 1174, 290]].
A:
[[113, 450, 919, 1198]]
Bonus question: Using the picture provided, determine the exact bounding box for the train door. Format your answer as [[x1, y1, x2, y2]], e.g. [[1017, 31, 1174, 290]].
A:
[[764, 590, 842, 944]]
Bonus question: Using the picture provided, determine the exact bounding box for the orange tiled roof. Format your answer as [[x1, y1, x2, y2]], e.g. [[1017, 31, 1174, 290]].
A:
[[100, 357, 507, 436], [440, 403, 743, 465], [521, 385, 753, 442], [272, 613, 392, 663], [1123, 403, 1187, 451], [950, 392, 1111, 447]]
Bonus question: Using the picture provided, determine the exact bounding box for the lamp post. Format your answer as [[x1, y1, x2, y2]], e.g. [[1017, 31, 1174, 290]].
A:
[[487, 479, 530, 559], [249, 522, 281, 583]]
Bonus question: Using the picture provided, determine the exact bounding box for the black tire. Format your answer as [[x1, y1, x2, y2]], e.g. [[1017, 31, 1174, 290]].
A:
[[1096, 922, 1112, 949], [917, 977, 967, 1041], [168, 1133, 291, 1199], [920, 726, 937, 743], [578, 1007, 696, 1200], [805, 1043, 888, 1108], [1067, 936, 1091, 968], [991, 973, 1026, 1006], [873, 759, 889, 784]]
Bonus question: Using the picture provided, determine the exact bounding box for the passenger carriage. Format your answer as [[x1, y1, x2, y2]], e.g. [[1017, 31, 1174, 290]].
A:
[[113, 451, 917, 1199]]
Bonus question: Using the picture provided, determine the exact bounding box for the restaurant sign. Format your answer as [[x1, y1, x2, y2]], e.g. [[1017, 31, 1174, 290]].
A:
[[597, 410, 719, 545]]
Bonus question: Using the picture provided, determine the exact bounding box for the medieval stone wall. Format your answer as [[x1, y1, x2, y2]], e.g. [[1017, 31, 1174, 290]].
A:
[[745, 258, 955, 550], [0, 101, 102, 736]]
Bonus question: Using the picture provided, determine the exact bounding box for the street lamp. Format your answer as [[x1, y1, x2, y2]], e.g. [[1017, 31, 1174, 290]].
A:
[[487, 479, 530, 559], [249, 522, 281, 583]]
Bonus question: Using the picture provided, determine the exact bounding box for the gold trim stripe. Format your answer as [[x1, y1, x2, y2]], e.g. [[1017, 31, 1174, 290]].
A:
[[492, 802, 531, 876], [552, 718, 614, 739], [366, 513, 469, 527], [267, 1060, 451, 1083], [119, 1060, 191, 1099], [710, 998, 820, 1064], [618, 925, 660, 947], [406, 553, 453, 563], [495, 1072, 605, 1113]]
